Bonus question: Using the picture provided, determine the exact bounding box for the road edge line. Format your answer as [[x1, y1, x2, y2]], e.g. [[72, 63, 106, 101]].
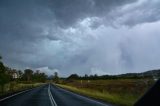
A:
[[55, 84, 109, 106], [0, 89, 32, 102], [0, 84, 46, 102]]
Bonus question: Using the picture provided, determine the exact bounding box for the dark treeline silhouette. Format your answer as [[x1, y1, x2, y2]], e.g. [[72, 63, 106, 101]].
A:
[[0, 56, 10, 92], [66, 70, 160, 80], [0, 55, 48, 93], [2, 67, 48, 83], [52, 72, 59, 83], [21, 69, 48, 82]]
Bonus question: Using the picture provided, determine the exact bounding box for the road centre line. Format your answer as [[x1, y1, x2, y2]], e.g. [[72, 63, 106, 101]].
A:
[[48, 84, 57, 106]]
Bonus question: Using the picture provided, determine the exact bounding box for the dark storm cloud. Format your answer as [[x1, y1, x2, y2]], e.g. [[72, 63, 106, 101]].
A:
[[1, 0, 160, 76], [0, 0, 56, 69], [48, 0, 137, 28], [47, 0, 160, 27], [0, 0, 55, 41]]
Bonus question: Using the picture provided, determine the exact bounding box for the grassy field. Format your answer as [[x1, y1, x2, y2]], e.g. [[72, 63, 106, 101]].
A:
[[57, 79, 155, 106], [0, 82, 44, 96]]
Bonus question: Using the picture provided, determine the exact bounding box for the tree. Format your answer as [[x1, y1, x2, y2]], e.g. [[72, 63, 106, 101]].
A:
[[18, 70, 23, 79], [67, 74, 79, 80], [32, 70, 39, 82], [33, 70, 47, 82], [0, 56, 5, 73], [85, 74, 88, 78], [84, 74, 88, 80], [53, 72, 59, 83], [0, 56, 10, 93], [38, 72, 47, 82], [24, 69, 33, 82]]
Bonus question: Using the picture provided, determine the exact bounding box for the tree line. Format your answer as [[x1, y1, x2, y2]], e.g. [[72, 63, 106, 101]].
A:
[[0, 56, 48, 93], [66, 71, 160, 81]]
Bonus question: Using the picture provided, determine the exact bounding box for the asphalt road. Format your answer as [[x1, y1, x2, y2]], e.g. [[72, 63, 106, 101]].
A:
[[0, 84, 112, 106]]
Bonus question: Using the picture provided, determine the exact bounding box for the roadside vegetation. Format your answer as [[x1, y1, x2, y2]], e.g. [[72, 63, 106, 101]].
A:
[[56, 74, 156, 106], [0, 56, 47, 97], [0, 54, 158, 106], [0, 83, 44, 97]]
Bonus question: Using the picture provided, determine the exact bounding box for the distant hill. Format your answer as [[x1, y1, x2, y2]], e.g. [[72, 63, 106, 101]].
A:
[[116, 69, 160, 79], [69, 69, 160, 80], [100, 69, 160, 80]]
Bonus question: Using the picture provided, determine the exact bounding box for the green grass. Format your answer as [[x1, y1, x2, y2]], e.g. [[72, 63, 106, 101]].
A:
[[0, 82, 45, 96], [57, 84, 136, 106], [56, 79, 154, 106]]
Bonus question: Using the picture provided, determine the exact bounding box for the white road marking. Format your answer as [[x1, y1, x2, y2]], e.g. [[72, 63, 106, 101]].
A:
[[0, 89, 32, 102], [48, 84, 58, 106]]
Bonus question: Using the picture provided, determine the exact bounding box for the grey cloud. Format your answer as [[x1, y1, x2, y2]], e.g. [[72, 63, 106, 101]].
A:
[[48, 0, 137, 28], [113, 0, 160, 26], [0, 0, 160, 76]]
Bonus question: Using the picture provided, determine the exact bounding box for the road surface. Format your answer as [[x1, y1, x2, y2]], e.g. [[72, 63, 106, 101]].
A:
[[0, 84, 112, 106]]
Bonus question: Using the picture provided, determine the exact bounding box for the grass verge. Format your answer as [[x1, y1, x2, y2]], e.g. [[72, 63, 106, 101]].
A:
[[0, 82, 45, 97], [56, 84, 140, 106]]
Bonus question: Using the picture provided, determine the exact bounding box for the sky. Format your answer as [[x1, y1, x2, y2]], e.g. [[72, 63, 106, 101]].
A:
[[0, 0, 160, 77]]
